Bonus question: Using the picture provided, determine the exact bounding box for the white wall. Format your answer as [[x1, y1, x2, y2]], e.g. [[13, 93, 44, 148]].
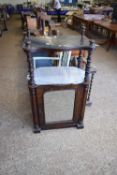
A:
[[0, 0, 27, 5], [0, 0, 93, 5], [0, 0, 51, 5]]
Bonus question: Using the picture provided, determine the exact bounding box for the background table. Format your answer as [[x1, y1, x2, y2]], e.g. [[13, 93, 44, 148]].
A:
[[93, 20, 117, 50]]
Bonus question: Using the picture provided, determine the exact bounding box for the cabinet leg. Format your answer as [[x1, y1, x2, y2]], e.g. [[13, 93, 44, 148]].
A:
[[33, 125, 41, 133], [76, 121, 84, 129]]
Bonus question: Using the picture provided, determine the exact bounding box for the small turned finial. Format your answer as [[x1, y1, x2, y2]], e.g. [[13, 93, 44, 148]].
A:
[[81, 24, 86, 36]]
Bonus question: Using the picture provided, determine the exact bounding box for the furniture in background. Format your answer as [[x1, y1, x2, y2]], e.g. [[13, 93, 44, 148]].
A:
[[25, 14, 50, 36], [72, 14, 105, 38], [20, 11, 33, 30], [6, 4, 15, 16], [25, 10, 62, 38], [24, 35, 96, 133], [93, 20, 117, 50], [26, 16, 38, 36], [16, 4, 32, 14]]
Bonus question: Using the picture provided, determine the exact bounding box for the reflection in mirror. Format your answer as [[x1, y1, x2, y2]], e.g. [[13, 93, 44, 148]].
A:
[[44, 90, 75, 123]]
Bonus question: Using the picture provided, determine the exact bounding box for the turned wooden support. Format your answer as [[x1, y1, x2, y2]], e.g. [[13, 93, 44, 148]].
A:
[[27, 28, 31, 38], [29, 55, 35, 86], [26, 40, 35, 86], [77, 25, 86, 68], [84, 40, 95, 83], [86, 68, 97, 106]]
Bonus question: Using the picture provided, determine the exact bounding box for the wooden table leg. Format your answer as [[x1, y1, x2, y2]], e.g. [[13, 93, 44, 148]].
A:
[[107, 33, 117, 51]]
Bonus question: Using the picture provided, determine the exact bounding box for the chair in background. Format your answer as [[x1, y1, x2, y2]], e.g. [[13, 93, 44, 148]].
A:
[[0, 6, 8, 37], [26, 7, 61, 37], [26, 16, 38, 36], [24, 35, 96, 133]]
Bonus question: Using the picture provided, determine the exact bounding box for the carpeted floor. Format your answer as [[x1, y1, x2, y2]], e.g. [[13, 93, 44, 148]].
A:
[[0, 15, 117, 175]]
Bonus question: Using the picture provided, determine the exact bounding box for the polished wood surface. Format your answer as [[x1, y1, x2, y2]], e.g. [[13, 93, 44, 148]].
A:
[[94, 20, 117, 32], [27, 35, 90, 52]]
